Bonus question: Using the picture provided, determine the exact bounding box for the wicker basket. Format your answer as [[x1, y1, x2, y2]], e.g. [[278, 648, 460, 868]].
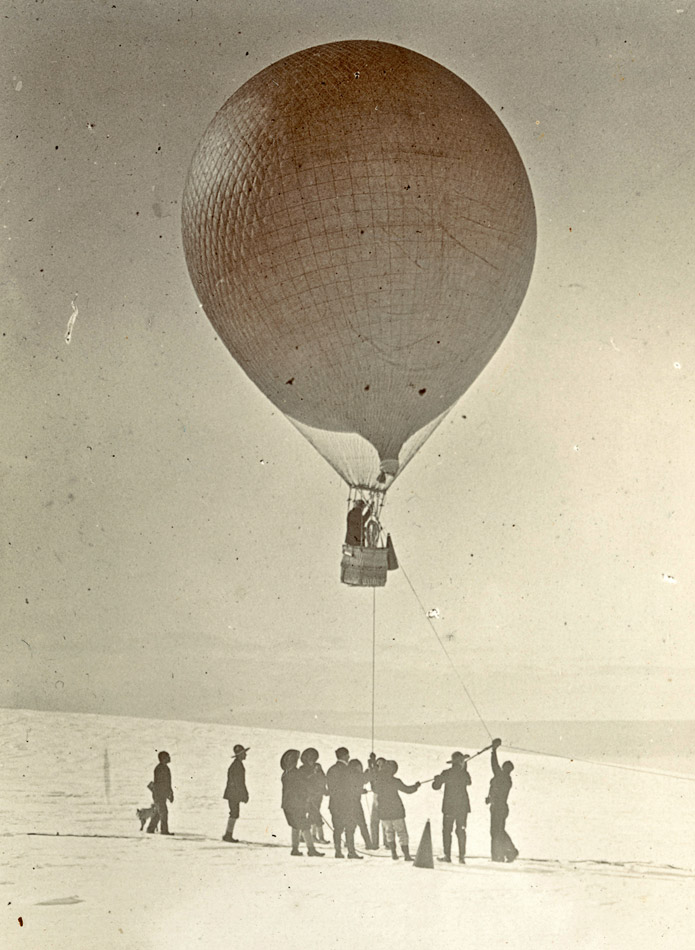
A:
[[340, 545, 388, 587]]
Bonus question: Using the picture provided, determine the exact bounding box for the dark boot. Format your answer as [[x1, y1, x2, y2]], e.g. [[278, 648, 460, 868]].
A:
[[402, 845, 413, 862], [370, 811, 380, 849], [291, 828, 303, 856], [390, 843, 399, 860], [442, 829, 452, 862], [345, 825, 357, 858], [224, 817, 238, 842], [457, 827, 467, 864], [333, 827, 343, 857]]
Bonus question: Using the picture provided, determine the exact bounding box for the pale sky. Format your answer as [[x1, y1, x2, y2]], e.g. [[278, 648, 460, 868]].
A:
[[2, 0, 694, 738]]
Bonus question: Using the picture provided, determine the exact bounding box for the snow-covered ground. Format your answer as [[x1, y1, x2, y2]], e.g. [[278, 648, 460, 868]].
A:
[[1, 708, 693, 949]]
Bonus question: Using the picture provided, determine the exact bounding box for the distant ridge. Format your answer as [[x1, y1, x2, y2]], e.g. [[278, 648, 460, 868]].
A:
[[379, 720, 695, 763], [2, 705, 693, 766]]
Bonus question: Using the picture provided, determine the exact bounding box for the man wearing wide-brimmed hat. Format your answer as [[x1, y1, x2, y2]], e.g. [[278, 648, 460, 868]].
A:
[[222, 744, 250, 842], [432, 750, 472, 863]]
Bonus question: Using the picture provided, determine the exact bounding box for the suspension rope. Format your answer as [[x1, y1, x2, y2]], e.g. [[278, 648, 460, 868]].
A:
[[371, 587, 376, 753], [399, 561, 493, 742]]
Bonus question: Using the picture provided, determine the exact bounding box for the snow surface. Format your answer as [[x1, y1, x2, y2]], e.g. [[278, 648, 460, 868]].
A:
[[1, 708, 694, 949]]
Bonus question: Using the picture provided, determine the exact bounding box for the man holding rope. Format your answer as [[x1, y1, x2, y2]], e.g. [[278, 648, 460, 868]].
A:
[[432, 751, 471, 863], [372, 760, 421, 861], [487, 738, 518, 862]]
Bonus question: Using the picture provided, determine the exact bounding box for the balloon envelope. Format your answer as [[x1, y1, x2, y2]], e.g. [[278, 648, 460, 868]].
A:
[[182, 40, 536, 489]]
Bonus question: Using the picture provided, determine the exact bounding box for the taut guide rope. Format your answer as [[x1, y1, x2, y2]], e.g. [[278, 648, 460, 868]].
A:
[[398, 560, 695, 784]]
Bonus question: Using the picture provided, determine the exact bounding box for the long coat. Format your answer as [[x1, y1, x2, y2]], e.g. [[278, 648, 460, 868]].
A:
[[281, 767, 309, 812], [326, 760, 352, 816], [371, 772, 418, 820], [298, 763, 327, 806], [223, 758, 249, 804], [346, 767, 369, 821], [152, 762, 173, 804], [432, 765, 471, 818]]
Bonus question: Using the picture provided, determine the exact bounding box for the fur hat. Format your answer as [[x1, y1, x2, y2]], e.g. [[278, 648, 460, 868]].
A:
[[280, 748, 300, 771]]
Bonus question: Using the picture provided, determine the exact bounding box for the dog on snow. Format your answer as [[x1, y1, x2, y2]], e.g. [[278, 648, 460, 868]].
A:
[[136, 804, 158, 830], [136, 781, 158, 830]]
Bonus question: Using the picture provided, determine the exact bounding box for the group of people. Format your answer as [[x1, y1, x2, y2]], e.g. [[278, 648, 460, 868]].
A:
[[145, 738, 518, 864], [279, 739, 517, 863], [280, 746, 421, 860]]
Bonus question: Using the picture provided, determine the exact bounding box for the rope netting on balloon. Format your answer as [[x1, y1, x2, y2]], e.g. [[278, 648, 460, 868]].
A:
[[288, 408, 450, 494]]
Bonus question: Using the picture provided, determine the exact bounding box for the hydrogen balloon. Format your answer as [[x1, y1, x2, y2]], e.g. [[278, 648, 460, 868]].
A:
[[182, 40, 535, 490]]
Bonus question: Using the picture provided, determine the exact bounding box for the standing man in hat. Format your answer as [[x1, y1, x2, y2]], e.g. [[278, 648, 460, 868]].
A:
[[432, 751, 472, 863], [147, 750, 174, 835], [222, 744, 249, 842], [326, 746, 360, 858]]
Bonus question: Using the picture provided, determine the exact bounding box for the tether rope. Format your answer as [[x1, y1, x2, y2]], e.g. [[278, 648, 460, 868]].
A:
[[399, 561, 493, 742], [371, 587, 376, 753], [397, 563, 695, 785], [505, 744, 695, 782]]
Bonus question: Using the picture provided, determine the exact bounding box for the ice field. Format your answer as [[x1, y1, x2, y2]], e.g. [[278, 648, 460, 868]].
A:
[[1, 707, 694, 949]]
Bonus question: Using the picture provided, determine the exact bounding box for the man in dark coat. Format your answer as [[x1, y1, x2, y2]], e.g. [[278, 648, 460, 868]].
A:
[[280, 748, 323, 857], [367, 753, 386, 848], [298, 748, 329, 844], [432, 750, 471, 863], [147, 750, 174, 834], [222, 744, 249, 842], [326, 746, 359, 858], [345, 500, 372, 546], [347, 758, 373, 850], [487, 738, 518, 862]]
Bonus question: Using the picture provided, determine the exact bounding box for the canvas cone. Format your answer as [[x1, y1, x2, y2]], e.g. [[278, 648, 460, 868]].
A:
[[413, 819, 434, 869]]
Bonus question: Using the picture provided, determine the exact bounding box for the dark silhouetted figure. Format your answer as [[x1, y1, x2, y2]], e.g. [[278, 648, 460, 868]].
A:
[[345, 500, 372, 546], [348, 758, 373, 850], [367, 753, 385, 848], [372, 759, 420, 860], [147, 750, 174, 835], [280, 749, 323, 857], [326, 747, 360, 858], [222, 744, 249, 842], [487, 738, 518, 862], [299, 747, 329, 844], [432, 750, 471, 863]]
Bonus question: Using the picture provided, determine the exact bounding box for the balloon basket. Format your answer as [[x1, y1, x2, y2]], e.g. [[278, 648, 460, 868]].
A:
[[340, 545, 388, 587]]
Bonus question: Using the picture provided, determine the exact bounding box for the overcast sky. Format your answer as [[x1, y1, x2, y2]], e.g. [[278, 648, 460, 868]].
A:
[[2, 0, 694, 741]]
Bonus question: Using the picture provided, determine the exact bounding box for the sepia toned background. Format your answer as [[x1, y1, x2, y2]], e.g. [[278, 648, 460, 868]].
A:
[[2, 0, 694, 754]]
